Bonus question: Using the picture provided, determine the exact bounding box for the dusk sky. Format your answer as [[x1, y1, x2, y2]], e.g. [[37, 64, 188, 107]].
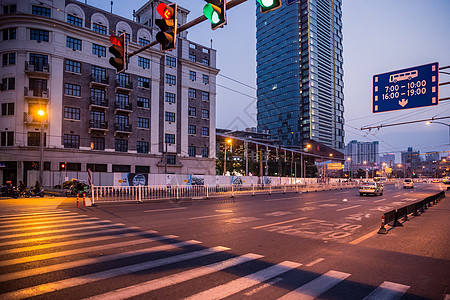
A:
[[82, 0, 450, 160]]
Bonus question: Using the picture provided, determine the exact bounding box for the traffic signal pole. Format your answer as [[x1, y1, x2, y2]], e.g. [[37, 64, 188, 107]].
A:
[[128, 0, 248, 59]]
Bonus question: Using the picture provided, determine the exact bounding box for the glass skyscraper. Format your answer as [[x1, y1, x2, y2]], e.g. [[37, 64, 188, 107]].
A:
[[256, 0, 344, 151]]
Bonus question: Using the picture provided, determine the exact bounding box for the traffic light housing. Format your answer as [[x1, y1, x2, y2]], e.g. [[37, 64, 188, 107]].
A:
[[155, 3, 177, 51], [203, 0, 227, 30], [108, 34, 127, 73], [61, 162, 66, 170], [257, 0, 282, 13]]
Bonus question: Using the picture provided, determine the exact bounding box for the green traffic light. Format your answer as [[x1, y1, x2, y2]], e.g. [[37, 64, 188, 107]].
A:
[[257, 0, 281, 12], [203, 3, 220, 24], [259, 0, 275, 7]]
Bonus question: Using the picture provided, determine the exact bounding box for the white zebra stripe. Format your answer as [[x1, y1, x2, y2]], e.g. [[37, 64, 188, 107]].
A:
[[363, 281, 410, 300], [0, 210, 74, 220], [0, 214, 94, 227], [1, 219, 110, 234]]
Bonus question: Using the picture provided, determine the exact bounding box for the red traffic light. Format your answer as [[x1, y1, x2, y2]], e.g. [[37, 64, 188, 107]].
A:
[[109, 34, 122, 47], [61, 163, 66, 169], [156, 3, 173, 20]]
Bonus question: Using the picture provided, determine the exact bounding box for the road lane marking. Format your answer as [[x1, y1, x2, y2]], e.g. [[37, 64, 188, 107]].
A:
[[265, 197, 297, 202], [0, 240, 202, 282], [185, 261, 301, 300], [1, 219, 112, 234], [252, 217, 308, 230], [393, 195, 401, 198], [190, 213, 233, 220], [0, 216, 100, 229], [84, 252, 261, 300], [374, 198, 387, 202], [363, 281, 410, 300], [0, 213, 81, 224], [244, 277, 283, 296], [349, 229, 380, 245], [0, 246, 232, 300], [305, 258, 325, 267], [336, 205, 362, 212], [278, 270, 351, 300], [0, 210, 73, 220], [144, 207, 187, 213]]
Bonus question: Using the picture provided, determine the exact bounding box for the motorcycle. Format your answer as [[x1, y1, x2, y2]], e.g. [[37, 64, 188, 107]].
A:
[[1, 185, 19, 198], [24, 187, 45, 198]]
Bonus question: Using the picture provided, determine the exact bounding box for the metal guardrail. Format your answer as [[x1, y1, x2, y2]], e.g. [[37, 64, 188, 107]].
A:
[[89, 182, 359, 205], [378, 191, 445, 234]]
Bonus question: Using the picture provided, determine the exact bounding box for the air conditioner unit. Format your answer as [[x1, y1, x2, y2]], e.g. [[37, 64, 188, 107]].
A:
[[42, 90, 48, 97]]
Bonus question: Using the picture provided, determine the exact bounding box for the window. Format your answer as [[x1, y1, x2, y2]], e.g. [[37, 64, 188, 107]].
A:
[[115, 139, 128, 152], [3, 28, 16, 40], [137, 76, 150, 88], [189, 43, 197, 49], [64, 107, 80, 120], [167, 154, 176, 165], [93, 23, 107, 34], [166, 56, 176, 67], [137, 117, 149, 129], [165, 74, 176, 85], [202, 48, 210, 54], [188, 88, 196, 99], [165, 133, 175, 144], [65, 59, 81, 73], [64, 134, 80, 149], [188, 146, 196, 157], [165, 92, 176, 103], [91, 66, 106, 81], [28, 78, 46, 95], [189, 71, 196, 81], [138, 56, 150, 69], [202, 91, 210, 102], [139, 38, 149, 46], [87, 163, 107, 171], [135, 165, 150, 173], [27, 132, 45, 147], [67, 14, 82, 27], [137, 97, 149, 108], [165, 112, 175, 122], [116, 93, 129, 107], [202, 109, 209, 119], [2, 78, 15, 90], [137, 141, 149, 154], [2, 53, 15, 66], [188, 125, 196, 135], [202, 58, 210, 66], [32, 5, 50, 17], [1, 102, 13, 116], [29, 53, 48, 71], [189, 54, 196, 62], [203, 74, 209, 84], [188, 106, 196, 117], [2, 4, 16, 14], [202, 127, 209, 137], [202, 147, 209, 158], [91, 88, 105, 101], [118, 31, 131, 42], [116, 73, 130, 86], [64, 83, 81, 97], [0, 131, 14, 146], [112, 164, 130, 172], [66, 36, 82, 50], [92, 44, 106, 57], [30, 29, 48, 42], [90, 111, 105, 128]]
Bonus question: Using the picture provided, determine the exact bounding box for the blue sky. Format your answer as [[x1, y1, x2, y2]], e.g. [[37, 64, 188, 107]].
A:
[[82, 0, 450, 159]]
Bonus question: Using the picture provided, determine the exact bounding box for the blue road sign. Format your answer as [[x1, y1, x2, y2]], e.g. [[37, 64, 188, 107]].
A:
[[372, 62, 439, 113], [286, 0, 299, 5]]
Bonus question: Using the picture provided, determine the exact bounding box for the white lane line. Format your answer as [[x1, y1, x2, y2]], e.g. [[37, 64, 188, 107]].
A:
[[185, 261, 301, 300], [393, 195, 401, 198], [0, 240, 202, 283], [0, 229, 164, 255], [363, 281, 410, 300], [252, 217, 308, 230], [0, 216, 100, 229], [0, 234, 177, 267], [0, 223, 123, 240], [305, 258, 325, 267], [1, 219, 112, 234], [374, 198, 387, 203], [0, 246, 231, 300], [0, 210, 71, 220], [190, 213, 233, 220], [336, 205, 362, 212], [84, 253, 262, 300], [265, 198, 296, 202], [278, 270, 351, 300], [144, 207, 187, 213]]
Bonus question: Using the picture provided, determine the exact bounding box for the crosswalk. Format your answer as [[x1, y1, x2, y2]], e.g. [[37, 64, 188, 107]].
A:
[[0, 209, 412, 299]]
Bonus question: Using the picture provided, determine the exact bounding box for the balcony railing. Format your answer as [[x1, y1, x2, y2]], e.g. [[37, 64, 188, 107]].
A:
[[89, 120, 108, 130], [25, 62, 50, 73], [24, 87, 49, 98], [23, 112, 48, 124], [115, 79, 133, 90], [115, 102, 132, 112], [90, 75, 109, 85], [89, 97, 109, 108], [114, 123, 132, 133]]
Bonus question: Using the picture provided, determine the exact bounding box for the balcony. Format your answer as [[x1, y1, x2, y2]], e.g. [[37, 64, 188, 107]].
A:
[[90, 75, 109, 87], [89, 120, 108, 133], [114, 123, 132, 136], [115, 79, 133, 91], [23, 112, 48, 125], [25, 62, 50, 76], [24, 87, 49, 101], [89, 97, 109, 110], [114, 102, 132, 113]]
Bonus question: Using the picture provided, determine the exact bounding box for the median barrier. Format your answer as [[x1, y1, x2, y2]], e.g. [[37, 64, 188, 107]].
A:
[[378, 191, 445, 234]]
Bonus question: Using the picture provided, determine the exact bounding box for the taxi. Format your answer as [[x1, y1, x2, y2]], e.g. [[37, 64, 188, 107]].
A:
[[359, 181, 383, 196]]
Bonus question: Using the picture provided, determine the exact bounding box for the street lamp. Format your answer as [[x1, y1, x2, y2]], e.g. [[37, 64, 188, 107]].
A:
[[347, 157, 352, 179], [426, 121, 450, 155], [37, 109, 46, 186], [223, 139, 232, 176]]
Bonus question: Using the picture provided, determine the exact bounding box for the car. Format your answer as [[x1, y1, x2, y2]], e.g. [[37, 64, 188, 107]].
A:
[[403, 178, 414, 189], [359, 181, 383, 196]]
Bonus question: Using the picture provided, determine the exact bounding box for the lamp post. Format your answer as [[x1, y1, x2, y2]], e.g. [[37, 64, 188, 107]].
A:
[[223, 139, 231, 176], [426, 121, 450, 155], [347, 157, 352, 180], [37, 109, 46, 186]]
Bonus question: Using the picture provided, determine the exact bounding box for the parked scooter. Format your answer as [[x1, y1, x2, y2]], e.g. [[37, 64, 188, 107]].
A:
[[24, 187, 45, 198], [0, 181, 19, 198]]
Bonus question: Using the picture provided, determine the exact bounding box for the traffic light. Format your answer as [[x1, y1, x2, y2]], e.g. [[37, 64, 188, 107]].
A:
[[256, 0, 282, 13], [108, 34, 127, 73], [61, 163, 66, 170], [155, 3, 177, 51], [203, 0, 226, 30]]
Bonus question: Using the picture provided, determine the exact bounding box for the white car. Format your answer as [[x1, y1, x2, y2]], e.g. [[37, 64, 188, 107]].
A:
[[403, 178, 414, 189], [359, 181, 383, 196]]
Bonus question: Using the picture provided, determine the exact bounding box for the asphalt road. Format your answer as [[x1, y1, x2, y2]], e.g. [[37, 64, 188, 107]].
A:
[[0, 182, 449, 299]]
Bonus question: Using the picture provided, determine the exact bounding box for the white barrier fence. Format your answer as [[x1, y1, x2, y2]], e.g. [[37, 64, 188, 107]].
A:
[[89, 181, 359, 205]]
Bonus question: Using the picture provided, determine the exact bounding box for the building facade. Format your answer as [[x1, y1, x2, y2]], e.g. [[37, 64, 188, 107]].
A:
[[256, 0, 344, 151], [0, 0, 218, 185], [344, 140, 379, 170], [379, 153, 395, 167]]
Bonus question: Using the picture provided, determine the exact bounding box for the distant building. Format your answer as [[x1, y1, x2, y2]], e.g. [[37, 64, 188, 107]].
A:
[[401, 147, 421, 177], [425, 152, 440, 162], [380, 153, 395, 167], [344, 140, 379, 170]]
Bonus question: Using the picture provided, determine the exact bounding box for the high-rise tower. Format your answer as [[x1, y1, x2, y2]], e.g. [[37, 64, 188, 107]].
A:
[[256, 0, 344, 150]]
